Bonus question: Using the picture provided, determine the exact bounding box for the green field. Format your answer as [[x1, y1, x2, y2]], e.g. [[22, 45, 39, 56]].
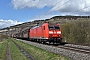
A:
[[0, 39, 29, 60], [0, 38, 70, 60], [0, 40, 7, 60], [10, 39, 29, 60]]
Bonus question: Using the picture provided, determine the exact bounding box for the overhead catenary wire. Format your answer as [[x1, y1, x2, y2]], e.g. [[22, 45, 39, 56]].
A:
[[74, 6, 90, 12], [42, 0, 90, 17], [69, 0, 90, 14], [41, 0, 71, 18], [34, 0, 71, 20], [32, 0, 90, 21]]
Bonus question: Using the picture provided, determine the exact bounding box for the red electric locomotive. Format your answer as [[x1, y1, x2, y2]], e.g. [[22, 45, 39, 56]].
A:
[[12, 22, 62, 44], [29, 22, 62, 44]]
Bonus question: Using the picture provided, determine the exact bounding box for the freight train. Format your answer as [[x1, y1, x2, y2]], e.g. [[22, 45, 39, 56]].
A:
[[13, 22, 62, 44]]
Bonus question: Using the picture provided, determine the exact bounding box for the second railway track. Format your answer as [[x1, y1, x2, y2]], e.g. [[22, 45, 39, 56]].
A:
[[57, 45, 90, 54]]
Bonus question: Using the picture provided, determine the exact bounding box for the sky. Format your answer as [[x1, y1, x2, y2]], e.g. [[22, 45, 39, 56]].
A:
[[0, 0, 90, 29]]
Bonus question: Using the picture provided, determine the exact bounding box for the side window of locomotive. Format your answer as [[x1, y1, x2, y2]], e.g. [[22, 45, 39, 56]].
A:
[[44, 26, 45, 30], [49, 26, 60, 30], [55, 26, 60, 30]]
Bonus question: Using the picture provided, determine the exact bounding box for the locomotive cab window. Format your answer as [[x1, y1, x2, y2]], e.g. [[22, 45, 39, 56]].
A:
[[55, 26, 60, 30], [49, 26, 54, 30], [49, 26, 60, 30]]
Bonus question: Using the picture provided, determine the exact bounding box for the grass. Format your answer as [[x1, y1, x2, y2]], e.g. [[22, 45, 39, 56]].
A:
[[9, 39, 29, 60], [0, 40, 8, 60], [13, 39, 70, 60]]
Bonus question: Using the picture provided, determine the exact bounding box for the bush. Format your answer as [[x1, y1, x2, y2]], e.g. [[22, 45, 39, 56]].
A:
[[61, 20, 90, 44], [0, 34, 8, 42]]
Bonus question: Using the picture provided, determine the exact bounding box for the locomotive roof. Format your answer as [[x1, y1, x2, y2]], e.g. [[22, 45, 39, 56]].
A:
[[31, 25, 41, 29], [30, 22, 60, 29]]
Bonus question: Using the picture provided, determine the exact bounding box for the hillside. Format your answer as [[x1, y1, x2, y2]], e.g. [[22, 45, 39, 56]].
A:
[[8, 15, 90, 29], [0, 16, 90, 44]]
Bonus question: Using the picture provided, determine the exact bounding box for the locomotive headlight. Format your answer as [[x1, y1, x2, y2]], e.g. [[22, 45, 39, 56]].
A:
[[57, 31, 61, 34], [49, 31, 53, 34]]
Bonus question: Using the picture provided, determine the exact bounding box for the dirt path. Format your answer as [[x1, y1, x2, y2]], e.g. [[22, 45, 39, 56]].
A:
[[6, 40, 12, 60]]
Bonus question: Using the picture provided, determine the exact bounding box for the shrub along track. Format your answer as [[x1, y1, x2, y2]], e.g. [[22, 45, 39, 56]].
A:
[[12, 40, 35, 60]]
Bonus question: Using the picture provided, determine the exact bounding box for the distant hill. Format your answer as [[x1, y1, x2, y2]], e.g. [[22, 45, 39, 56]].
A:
[[0, 16, 90, 36]]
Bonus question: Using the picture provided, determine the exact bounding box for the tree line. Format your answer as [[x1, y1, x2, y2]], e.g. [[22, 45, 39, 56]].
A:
[[61, 20, 90, 44]]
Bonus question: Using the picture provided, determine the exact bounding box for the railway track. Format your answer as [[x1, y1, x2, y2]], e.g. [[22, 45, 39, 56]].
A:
[[40, 42, 90, 54], [16, 39, 90, 60], [65, 44, 90, 50], [57, 45, 90, 54], [46, 42, 90, 54], [17, 39, 90, 54]]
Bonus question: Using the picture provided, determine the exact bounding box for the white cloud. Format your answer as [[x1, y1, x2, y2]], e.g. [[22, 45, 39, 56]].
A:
[[0, 19, 23, 29], [11, 0, 90, 15], [11, 0, 55, 9]]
